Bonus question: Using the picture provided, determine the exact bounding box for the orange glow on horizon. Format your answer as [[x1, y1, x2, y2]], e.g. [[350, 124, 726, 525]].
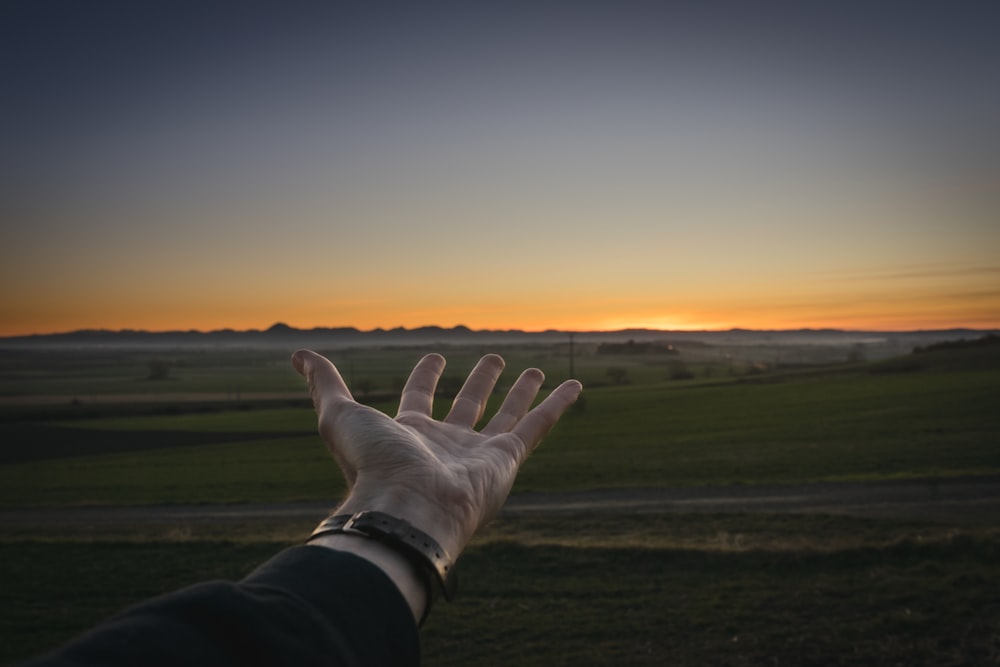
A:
[[3, 264, 999, 337], [3, 308, 998, 338]]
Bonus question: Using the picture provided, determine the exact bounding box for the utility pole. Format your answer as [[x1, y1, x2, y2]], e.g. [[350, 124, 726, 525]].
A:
[[568, 332, 575, 379]]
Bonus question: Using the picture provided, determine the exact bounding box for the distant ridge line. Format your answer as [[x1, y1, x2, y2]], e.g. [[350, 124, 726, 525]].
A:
[[3, 323, 997, 338], [1, 324, 996, 349]]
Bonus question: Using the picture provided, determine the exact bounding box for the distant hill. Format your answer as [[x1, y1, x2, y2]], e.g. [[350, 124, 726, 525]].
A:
[[1, 324, 996, 354]]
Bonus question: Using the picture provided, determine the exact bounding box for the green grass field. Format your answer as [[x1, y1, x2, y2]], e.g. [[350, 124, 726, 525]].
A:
[[4, 514, 999, 666], [1, 343, 997, 507], [1, 339, 998, 664]]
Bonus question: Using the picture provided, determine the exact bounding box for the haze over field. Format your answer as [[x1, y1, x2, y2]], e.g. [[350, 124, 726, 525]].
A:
[[2, 1, 998, 336]]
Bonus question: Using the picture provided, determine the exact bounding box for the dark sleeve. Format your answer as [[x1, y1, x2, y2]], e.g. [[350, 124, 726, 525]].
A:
[[23, 546, 420, 667]]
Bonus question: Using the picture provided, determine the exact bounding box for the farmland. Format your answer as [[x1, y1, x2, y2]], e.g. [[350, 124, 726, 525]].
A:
[[1, 334, 998, 664]]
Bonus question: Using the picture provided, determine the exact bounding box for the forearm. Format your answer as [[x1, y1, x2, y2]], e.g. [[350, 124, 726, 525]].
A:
[[307, 534, 429, 623], [306, 491, 462, 626], [22, 547, 420, 667]]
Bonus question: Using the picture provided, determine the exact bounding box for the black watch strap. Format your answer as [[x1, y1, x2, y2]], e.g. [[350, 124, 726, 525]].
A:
[[308, 511, 458, 613]]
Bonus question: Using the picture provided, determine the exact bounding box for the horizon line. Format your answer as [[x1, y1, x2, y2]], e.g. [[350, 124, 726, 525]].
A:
[[4, 322, 999, 340]]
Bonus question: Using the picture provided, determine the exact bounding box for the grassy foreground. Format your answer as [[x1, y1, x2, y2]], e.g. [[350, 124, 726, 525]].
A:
[[2, 341, 998, 664], [4, 513, 999, 666]]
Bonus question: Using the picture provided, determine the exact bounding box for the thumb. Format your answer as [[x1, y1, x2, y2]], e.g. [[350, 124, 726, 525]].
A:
[[292, 349, 354, 405]]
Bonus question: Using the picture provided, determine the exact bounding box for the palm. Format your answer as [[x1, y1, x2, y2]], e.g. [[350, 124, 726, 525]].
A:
[[294, 351, 581, 556]]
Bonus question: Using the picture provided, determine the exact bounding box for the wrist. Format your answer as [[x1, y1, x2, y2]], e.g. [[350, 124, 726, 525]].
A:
[[307, 509, 459, 627], [336, 487, 469, 560]]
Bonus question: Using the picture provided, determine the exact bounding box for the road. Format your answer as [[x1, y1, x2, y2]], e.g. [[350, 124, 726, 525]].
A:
[[2, 475, 998, 529]]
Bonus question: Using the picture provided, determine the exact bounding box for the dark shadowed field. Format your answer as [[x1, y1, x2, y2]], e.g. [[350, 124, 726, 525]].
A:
[[1, 336, 998, 664]]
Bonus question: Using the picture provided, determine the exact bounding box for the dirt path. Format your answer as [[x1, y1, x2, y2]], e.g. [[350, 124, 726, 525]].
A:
[[2, 475, 998, 529], [502, 475, 1000, 522], [0, 392, 307, 406]]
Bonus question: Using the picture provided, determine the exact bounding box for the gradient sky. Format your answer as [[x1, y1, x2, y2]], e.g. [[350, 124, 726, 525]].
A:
[[2, 1, 998, 336]]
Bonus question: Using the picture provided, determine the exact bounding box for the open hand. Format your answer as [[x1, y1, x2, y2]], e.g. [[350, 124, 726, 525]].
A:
[[292, 350, 582, 559]]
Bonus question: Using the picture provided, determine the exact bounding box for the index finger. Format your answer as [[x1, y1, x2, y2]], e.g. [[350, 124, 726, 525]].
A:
[[397, 353, 447, 416]]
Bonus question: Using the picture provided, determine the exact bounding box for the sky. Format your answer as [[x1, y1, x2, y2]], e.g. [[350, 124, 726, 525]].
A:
[[2, 0, 999, 336]]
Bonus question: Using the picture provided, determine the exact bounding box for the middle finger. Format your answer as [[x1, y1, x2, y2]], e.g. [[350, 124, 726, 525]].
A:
[[444, 354, 505, 427]]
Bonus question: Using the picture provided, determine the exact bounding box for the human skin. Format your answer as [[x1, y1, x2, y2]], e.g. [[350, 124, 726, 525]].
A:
[[293, 350, 583, 621]]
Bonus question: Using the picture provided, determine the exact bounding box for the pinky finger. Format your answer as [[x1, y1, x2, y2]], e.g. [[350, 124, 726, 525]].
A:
[[509, 379, 583, 457]]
